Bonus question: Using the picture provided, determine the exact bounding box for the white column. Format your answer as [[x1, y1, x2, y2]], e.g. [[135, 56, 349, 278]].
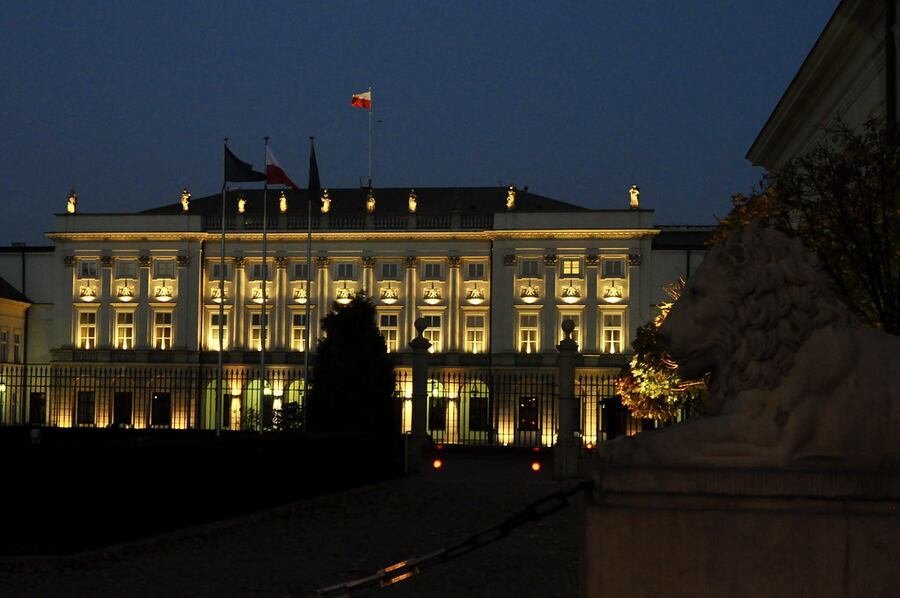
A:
[[136, 255, 150, 349], [584, 254, 599, 353], [542, 255, 557, 353], [274, 256, 288, 349], [99, 255, 112, 348], [404, 256, 417, 344], [175, 254, 190, 349], [447, 256, 460, 351], [233, 256, 246, 349]]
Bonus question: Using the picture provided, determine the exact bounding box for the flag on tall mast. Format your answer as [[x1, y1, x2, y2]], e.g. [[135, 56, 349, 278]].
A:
[[351, 87, 373, 185]]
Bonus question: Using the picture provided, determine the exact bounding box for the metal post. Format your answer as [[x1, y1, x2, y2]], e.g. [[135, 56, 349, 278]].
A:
[[554, 319, 580, 479]]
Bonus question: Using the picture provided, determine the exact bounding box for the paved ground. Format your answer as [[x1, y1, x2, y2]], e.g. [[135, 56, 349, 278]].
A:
[[0, 453, 587, 597]]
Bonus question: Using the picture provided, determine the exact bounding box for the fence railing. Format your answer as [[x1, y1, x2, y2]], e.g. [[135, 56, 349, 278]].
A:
[[0, 364, 660, 448], [0, 364, 307, 432]]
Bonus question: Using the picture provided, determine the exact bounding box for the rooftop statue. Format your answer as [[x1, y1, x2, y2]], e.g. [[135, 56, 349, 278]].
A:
[[600, 226, 900, 469]]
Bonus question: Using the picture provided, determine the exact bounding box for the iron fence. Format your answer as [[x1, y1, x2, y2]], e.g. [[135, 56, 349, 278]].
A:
[[0, 364, 665, 448], [0, 364, 307, 432]]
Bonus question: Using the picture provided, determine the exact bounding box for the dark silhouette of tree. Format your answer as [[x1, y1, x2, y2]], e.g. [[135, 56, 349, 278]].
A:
[[717, 121, 899, 335], [306, 292, 397, 435]]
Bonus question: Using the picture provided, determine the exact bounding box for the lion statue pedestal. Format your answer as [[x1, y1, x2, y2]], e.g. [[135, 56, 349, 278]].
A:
[[584, 227, 900, 597]]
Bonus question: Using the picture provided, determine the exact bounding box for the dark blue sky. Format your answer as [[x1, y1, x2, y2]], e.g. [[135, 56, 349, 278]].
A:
[[1, 1, 836, 244]]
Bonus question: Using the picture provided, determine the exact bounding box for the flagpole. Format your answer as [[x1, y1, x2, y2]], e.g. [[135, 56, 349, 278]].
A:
[[260, 136, 270, 432], [217, 138, 227, 437], [368, 85, 373, 186], [303, 137, 318, 432]]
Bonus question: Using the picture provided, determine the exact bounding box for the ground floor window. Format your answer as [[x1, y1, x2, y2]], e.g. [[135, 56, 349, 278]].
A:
[[151, 392, 171, 427], [76, 390, 95, 426], [518, 314, 539, 354], [210, 313, 228, 350], [154, 311, 173, 350], [379, 313, 399, 353], [291, 313, 308, 351], [602, 312, 624, 353], [465, 315, 485, 354], [115, 310, 135, 350], [422, 314, 442, 353], [78, 311, 97, 349]]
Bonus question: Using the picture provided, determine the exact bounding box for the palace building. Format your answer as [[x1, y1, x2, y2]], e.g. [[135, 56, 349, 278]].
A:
[[0, 185, 709, 442]]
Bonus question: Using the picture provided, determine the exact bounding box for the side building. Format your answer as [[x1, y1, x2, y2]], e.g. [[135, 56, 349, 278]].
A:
[[0, 186, 710, 445]]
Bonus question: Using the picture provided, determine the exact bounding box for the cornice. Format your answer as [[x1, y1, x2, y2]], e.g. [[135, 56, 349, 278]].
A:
[[47, 229, 660, 243], [48, 232, 207, 242]]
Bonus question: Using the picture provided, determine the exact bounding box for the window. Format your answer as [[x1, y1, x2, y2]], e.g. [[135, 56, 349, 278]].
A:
[[115, 259, 137, 279], [466, 263, 486, 280], [211, 262, 230, 281], [78, 259, 98, 279], [78, 311, 97, 349], [379, 314, 399, 353], [250, 313, 269, 350], [13, 332, 21, 363], [422, 263, 443, 281], [291, 262, 309, 281], [602, 313, 624, 353], [153, 259, 176, 279], [291, 313, 308, 351], [0, 330, 7, 362], [154, 311, 173, 349], [76, 391, 96, 426], [465, 315, 485, 353], [380, 262, 400, 280], [151, 392, 171, 427], [335, 262, 356, 280], [519, 259, 539, 278], [518, 314, 539, 354], [115, 311, 134, 349], [560, 314, 581, 347], [561, 258, 582, 277], [601, 258, 625, 279], [518, 396, 540, 431], [422, 314, 442, 353], [113, 392, 132, 427], [250, 262, 272, 281], [210, 313, 228, 350]]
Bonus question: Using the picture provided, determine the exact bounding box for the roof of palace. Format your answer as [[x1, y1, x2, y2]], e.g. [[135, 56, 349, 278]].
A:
[[0, 276, 30, 304], [141, 186, 596, 216]]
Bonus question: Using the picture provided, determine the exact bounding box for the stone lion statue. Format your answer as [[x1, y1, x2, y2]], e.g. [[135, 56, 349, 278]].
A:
[[601, 226, 900, 469]]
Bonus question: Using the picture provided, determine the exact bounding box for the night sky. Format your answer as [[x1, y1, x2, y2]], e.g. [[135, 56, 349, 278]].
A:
[[1, 1, 836, 244]]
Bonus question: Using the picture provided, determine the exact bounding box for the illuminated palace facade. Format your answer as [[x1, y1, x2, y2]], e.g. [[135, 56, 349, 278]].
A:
[[0, 186, 708, 439]]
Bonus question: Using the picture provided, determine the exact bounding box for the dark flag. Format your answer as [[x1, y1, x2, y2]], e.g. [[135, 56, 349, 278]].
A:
[[225, 145, 266, 182], [308, 139, 321, 197]]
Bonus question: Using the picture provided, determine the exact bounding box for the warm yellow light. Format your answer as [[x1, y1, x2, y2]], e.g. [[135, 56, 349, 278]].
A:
[[336, 286, 353, 305], [520, 284, 539, 303], [423, 285, 441, 305], [238, 197, 246, 214], [466, 287, 485, 305], [432, 459, 443, 470], [0, 383, 6, 393], [603, 285, 623, 303], [279, 190, 287, 213], [561, 285, 581, 304], [80, 286, 97, 302], [531, 461, 541, 472], [380, 285, 399, 305], [293, 287, 308, 304], [320, 189, 331, 214], [156, 283, 173, 302], [252, 286, 267, 304]]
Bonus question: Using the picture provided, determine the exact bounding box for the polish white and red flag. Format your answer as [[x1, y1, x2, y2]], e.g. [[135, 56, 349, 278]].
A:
[[351, 90, 372, 110], [265, 147, 299, 190]]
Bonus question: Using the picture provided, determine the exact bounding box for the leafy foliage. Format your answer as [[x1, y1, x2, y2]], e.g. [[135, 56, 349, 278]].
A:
[[306, 292, 397, 435], [617, 280, 707, 420], [716, 121, 900, 334]]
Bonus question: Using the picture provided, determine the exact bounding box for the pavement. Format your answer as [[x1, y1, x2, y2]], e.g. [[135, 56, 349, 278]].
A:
[[0, 451, 587, 597]]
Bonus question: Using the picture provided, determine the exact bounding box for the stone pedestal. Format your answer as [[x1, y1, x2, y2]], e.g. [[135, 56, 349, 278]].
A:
[[584, 466, 900, 598]]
